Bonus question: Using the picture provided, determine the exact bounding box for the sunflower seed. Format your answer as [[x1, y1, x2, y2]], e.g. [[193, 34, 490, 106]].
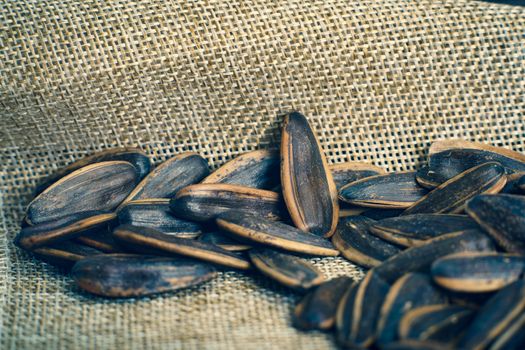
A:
[[329, 161, 386, 190], [215, 211, 339, 257], [457, 279, 525, 350], [430, 140, 525, 161], [489, 311, 525, 350], [249, 249, 325, 292], [417, 148, 525, 189], [403, 162, 506, 215], [339, 172, 428, 209], [336, 270, 389, 348], [170, 184, 286, 222], [372, 230, 495, 283], [431, 252, 525, 293], [33, 241, 104, 268], [281, 112, 339, 237], [398, 305, 474, 343], [202, 150, 280, 190], [198, 231, 252, 251], [34, 147, 151, 196], [122, 153, 209, 204], [376, 273, 447, 346], [466, 194, 525, 254], [27, 161, 137, 225], [369, 214, 480, 247], [118, 199, 203, 238], [72, 254, 217, 297], [293, 276, 354, 330], [332, 216, 402, 268], [113, 225, 250, 270], [16, 212, 116, 250]]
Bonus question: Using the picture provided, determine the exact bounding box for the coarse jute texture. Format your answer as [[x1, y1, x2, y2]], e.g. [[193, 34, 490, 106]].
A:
[[1, 0, 524, 348]]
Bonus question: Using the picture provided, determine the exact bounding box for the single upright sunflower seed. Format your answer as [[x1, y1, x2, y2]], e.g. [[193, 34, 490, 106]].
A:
[[375, 273, 447, 346], [457, 279, 525, 350], [339, 172, 428, 209], [248, 249, 325, 292], [466, 194, 525, 254], [280, 112, 339, 237], [398, 304, 474, 343], [431, 252, 525, 293], [121, 152, 209, 204], [329, 161, 386, 190], [293, 276, 354, 330], [201, 149, 280, 189], [27, 161, 138, 225], [336, 270, 390, 348], [118, 199, 203, 238], [32, 241, 104, 268], [332, 216, 402, 268], [72, 254, 217, 297], [170, 184, 286, 222], [113, 225, 251, 270], [369, 214, 480, 247], [372, 229, 496, 283], [403, 162, 507, 215], [198, 231, 252, 251], [34, 147, 151, 196], [216, 211, 339, 256], [16, 211, 116, 250]]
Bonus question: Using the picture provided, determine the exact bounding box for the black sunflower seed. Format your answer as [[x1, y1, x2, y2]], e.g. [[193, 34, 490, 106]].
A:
[[248, 249, 325, 292], [336, 270, 390, 348], [466, 194, 525, 254], [16, 212, 116, 250], [112, 224, 250, 270], [403, 162, 506, 215], [27, 161, 138, 225], [34, 147, 151, 196], [198, 231, 252, 251], [332, 216, 402, 268], [202, 149, 280, 190], [372, 230, 496, 284], [376, 273, 447, 346], [118, 199, 203, 238], [339, 172, 428, 209], [215, 211, 339, 257], [431, 252, 525, 293], [32, 241, 104, 268], [369, 214, 480, 247], [122, 152, 209, 204], [72, 254, 217, 297], [281, 112, 339, 237], [170, 184, 286, 222], [293, 276, 354, 330], [398, 304, 474, 343]]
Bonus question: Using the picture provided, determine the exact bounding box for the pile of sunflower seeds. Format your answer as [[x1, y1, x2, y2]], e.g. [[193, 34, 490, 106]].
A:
[[16, 112, 525, 350]]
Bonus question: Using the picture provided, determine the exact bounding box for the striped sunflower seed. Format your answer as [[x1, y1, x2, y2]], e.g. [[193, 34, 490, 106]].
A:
[[339, 172, 428, 209], [113, 224, 251, 270], [293, 276, 354, 330], [431, 252, 525, 293], [72, 254, 217, 297], [198, 231, 252, 252], [202, 149, 280, 189], [403, 162, 506, 215], [215, 211, 339, 257], [281, 112, 339, 237], [33, 241, 104, 269], [329, 161, 386, 191], [249, 249, 325, 292], [27, 161, 138, 225]]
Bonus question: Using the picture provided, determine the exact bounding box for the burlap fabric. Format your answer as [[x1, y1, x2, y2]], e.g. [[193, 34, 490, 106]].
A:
[[1, 0, 524, 348]]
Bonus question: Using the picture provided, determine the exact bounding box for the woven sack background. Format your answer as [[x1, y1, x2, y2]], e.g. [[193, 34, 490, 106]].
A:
[[1, 0, 524, 348]]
